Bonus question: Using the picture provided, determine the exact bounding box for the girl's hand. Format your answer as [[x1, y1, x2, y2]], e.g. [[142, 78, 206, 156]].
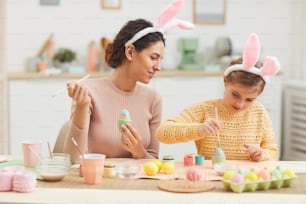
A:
[[199, 118, 221, 137], [244, 144, 262, 162], [67, 82, 91, 107], [120, 124, 146, 159]]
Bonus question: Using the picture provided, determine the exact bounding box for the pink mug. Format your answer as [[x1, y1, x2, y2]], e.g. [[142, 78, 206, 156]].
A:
[[21, 141, 42, 167]]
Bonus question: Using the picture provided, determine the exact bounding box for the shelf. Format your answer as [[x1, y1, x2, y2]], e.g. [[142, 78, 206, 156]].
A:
[[7, 70, 224, 81]]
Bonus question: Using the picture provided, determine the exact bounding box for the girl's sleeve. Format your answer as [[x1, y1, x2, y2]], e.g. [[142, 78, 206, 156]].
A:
[[156, 103, 204, 144], [260, 110, 279, 161]]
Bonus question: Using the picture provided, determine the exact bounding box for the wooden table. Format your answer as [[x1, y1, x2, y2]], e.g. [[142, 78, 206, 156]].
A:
[[1, 158, 306, 204]]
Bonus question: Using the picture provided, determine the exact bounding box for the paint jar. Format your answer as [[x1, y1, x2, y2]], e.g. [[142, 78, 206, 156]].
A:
[[195, 154, 205, 165], [103, 162, 116, 178], [162, 155, 174, 164]]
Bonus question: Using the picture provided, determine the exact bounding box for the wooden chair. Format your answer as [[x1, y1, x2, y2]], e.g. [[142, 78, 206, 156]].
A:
[[53, 121, 70, 153]]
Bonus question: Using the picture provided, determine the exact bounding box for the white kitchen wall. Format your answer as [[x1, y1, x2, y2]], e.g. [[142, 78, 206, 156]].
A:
[[0, 0, 8, 154], [290, 0, 306, 80], [5, 0, 293, 77]]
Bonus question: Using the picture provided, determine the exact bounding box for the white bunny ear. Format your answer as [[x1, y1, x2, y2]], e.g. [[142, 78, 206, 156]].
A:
[[243, 33, 260, 68], [176, 19, 195, 30], [161, 18, 195, 33], [261, 56, 280, 76], [157, 0, 184, 27]]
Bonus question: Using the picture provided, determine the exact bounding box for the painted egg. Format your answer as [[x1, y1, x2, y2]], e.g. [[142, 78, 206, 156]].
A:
[[271, 169, 282, 180], [186, 167, 202, 182], [230, 173, 244, 183], [257, 169, 271, 181]]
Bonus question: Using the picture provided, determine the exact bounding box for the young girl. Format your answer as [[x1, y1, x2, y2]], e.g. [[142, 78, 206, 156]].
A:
[[156, 33, 280, 162]]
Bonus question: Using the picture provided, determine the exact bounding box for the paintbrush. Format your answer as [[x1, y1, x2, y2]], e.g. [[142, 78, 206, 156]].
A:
[[47, 141, 53, 159], [71, 137, 84, 158], [212, 107, 226, 168], [214, 107, 221, 147], [51, 74, 90, 97]]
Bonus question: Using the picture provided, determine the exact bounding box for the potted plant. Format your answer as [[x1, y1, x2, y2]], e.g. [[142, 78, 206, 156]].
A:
[[53, 48, 76, 70]]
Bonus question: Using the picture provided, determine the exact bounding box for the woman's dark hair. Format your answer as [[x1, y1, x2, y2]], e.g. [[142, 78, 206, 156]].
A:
[[105, 19, 165, 68], [226, 57, 265, 93]]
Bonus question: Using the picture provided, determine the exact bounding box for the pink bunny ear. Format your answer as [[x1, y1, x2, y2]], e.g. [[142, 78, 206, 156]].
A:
[[157, 0, 184, 27], [161, 18, 195, 33], [243, 33, 260, 68], [261, 56, 280, 76]]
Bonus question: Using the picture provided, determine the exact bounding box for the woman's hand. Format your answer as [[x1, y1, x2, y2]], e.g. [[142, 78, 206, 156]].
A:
[[199, 118, 221, 137], [67, 82, 91, 107], [244, 144, 262, 162], [120, 124, 146, 159]]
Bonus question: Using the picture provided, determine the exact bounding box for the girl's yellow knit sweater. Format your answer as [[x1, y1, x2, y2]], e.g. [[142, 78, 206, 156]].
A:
[[156, 99, 279, 161]]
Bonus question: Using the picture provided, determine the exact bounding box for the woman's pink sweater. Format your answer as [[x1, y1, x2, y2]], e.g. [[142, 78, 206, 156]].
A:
[[66, 77, 162, 159]]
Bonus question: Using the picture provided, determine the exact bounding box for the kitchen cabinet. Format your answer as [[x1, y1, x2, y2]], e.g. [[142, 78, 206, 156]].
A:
[[8, 74, 282, 160]]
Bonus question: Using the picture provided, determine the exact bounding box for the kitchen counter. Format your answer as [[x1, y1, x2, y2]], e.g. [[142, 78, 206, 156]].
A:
[[7, 70, 224, 80]]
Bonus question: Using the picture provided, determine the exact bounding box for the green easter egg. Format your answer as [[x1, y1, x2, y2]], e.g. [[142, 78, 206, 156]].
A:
[[118, 118, 131, 130]]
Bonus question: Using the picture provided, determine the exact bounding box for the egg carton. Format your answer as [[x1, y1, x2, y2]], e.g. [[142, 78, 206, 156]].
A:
[[222, 176, 297, 193]]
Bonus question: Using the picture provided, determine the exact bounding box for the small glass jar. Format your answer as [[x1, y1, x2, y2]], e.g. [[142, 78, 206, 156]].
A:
[[103, 162, 116, 178], [162, 155, 174, 164]]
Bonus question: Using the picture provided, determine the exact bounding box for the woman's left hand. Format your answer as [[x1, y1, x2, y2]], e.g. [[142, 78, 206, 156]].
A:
[[120, 124, 146, 159], [244, 144, 262, 162]]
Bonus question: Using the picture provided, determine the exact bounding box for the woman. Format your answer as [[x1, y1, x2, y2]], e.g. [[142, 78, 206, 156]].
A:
[[156, 33, 280, 162], [63, 19, 165, 163], [63, 0, 194, 163]]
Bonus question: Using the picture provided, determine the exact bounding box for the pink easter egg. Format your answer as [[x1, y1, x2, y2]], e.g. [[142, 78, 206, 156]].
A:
[[230, 173, 244, 183], [186, 167, 202, 182], [257, 169, 271, 181]]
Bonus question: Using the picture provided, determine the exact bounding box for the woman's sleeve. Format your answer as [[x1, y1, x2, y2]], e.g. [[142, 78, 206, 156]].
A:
[[145, 93, 162, 159], [63, 101, 91, 164]]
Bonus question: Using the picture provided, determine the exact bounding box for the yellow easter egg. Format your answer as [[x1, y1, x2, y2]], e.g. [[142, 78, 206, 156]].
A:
[[223, 170, 236, 180], [282, 168, 296, 178], [162, 161, 175, 174], [151, 159, 163, 172], [144, 161, 158, 176], [244, 171, 258, 182]]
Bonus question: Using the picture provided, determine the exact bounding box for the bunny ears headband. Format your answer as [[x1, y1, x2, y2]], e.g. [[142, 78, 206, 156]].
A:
[[224, 33, 280, 83], [125, 0, 194, 47]]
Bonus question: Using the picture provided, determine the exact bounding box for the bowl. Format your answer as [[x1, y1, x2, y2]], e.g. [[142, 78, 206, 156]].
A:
[[52, 153, 71, 164], [39, 155, 71, 181], [115, 164, 140, 179]]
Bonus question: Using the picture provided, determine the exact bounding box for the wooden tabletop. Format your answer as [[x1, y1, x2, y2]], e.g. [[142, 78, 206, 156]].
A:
[[36, 168, 305, 193], [1, 158, 306, 204]]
